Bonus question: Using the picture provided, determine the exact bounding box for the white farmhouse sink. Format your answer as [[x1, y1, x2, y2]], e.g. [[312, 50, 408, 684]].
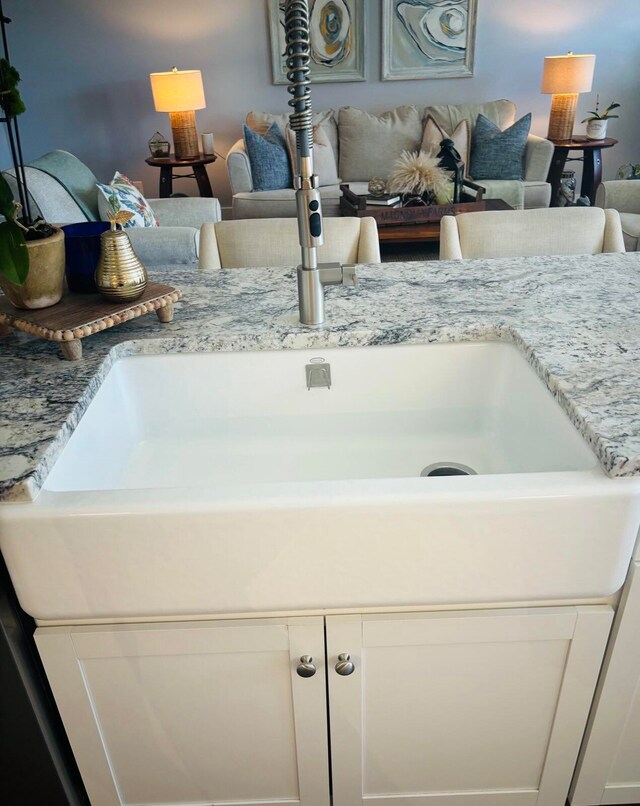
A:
[[2, 341, 640, 621]]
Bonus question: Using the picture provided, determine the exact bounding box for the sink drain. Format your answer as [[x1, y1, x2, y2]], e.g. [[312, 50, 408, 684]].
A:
[[420, 462, 477, 477]]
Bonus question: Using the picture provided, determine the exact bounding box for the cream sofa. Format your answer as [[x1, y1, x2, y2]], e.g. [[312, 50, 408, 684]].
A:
[[228, 100, 553, 219], [595, 181, 640, 251]]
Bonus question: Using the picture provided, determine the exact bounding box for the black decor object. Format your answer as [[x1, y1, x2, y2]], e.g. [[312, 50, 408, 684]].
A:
[[0, 0, 33, 225], [437, 138, 464, 203]]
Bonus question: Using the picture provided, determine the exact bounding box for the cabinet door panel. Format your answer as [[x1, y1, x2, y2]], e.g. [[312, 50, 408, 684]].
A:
[[36, 617, 329, 806], [327, 607, 612, 806], [571, 562, 640, 805]]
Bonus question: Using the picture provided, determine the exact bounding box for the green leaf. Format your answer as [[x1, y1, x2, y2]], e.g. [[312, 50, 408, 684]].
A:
[[0, 58, 26, 117], [0, 220, 28, 284]]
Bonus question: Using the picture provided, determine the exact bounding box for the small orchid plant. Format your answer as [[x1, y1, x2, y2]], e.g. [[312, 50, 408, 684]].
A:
[[582, 96, 621, 123]]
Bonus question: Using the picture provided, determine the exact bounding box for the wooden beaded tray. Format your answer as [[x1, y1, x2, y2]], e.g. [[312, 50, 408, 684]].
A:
[[0, 282, 181, 360]]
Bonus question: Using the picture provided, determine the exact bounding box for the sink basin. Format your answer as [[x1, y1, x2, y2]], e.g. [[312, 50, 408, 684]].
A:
[[45, 342, 596, 489], [2, 341, 640, 620]]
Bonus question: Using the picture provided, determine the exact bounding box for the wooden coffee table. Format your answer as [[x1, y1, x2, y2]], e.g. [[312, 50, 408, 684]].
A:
[[340, 185, 513, 245]]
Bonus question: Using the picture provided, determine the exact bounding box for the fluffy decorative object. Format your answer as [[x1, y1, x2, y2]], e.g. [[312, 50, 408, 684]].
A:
[[387, 150, 451, 198]]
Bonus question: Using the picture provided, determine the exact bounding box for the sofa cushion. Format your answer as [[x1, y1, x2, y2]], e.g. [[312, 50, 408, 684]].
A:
[[473, 180, 524, 211], [246, 109, 339, 164], [338, 105, 423, 182], [96, 171, 159, 227], [285, 124, 339, 187], [423, 100, 516, 137], [473, 180, 551, 211], [127, 226, 199, 265], [232, 185, 342, 219], [242, 123, 292, 192], [522, 180, 551, 210], [470, 113, 532, 181], [421, 116, 470, 170]]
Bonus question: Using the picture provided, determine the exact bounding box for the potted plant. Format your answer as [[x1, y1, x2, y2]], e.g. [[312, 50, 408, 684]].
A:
[[0, 43, 65, 309], [582, 96, 620, 141], [0, 172, 64, 309]]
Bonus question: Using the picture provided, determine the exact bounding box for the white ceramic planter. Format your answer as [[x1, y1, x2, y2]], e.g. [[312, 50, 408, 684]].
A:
[[586, 119, 608, 140]]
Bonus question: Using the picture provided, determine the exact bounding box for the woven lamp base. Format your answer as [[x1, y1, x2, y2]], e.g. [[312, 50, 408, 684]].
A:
[[169, 110, 199, 159], [547, 93, 578, 141]]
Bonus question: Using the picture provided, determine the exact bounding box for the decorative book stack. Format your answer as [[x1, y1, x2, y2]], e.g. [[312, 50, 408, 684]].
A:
[[366, 194, 401, 207]]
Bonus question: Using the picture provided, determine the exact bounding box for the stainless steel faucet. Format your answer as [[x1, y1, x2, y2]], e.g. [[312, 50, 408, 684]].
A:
[[284, 0, 357, 326]]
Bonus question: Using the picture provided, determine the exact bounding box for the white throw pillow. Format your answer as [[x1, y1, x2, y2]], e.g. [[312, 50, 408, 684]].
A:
[[285, 124, 340, 187], [421, 116, 470, 173], [96, 172, 158, 228]]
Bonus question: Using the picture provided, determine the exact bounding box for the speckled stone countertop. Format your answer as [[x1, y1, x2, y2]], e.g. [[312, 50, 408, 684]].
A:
[[2, 253, 640, 502]]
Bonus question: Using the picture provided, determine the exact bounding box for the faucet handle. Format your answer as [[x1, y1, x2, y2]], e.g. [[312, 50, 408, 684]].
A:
[[341, 263, 358, 288]]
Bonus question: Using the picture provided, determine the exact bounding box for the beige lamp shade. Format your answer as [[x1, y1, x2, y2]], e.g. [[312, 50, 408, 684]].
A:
[[541, 53, 595, 94], [150, 68, 206, 112]]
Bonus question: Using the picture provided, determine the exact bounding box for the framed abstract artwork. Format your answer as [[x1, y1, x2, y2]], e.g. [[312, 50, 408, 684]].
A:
[[382, 0, 477, 80], [268, 0, 366, 84]]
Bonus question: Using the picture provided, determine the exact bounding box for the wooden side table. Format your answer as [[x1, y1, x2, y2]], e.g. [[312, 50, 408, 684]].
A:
[[547, 136, 618, 207], [145, 153, 216, 198]]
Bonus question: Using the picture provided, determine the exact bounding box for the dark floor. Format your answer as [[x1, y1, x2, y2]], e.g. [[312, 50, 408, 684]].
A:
[[380, 240, 440, 262]]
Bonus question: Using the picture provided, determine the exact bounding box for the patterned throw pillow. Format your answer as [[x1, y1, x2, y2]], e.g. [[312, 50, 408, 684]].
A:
[[243, 123, 292, 191], [421, 116, 470, 174], [470, 113, 532, 181], [96, 172, 158, 228]]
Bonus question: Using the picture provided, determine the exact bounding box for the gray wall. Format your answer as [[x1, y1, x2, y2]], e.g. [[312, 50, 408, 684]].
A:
[[4, 0, 639, 209]]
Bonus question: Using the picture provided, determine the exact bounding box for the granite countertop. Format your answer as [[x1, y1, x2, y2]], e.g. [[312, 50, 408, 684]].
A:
[[2, 253, 640, 502]]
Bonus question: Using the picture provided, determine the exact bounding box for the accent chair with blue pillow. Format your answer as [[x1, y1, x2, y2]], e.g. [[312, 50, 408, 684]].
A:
[[2, 150, 221, 266]]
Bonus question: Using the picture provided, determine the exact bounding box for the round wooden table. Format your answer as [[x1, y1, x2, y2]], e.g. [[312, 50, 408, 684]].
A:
[[145, 153, 217, 198], [547, 136, 618, 206]]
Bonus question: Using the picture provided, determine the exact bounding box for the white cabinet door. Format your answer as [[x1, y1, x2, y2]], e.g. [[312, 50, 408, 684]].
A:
[[36, 617, 329, 806], [327, 607, 612, 806], [571, 561, 640, 806]]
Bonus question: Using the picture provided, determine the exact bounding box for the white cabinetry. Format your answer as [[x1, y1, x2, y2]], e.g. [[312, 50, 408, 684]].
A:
[[36, 606, 612, 806], [35, 617, 330, 806], [571, 561, 640, 805], [327, 608, 612, 806]]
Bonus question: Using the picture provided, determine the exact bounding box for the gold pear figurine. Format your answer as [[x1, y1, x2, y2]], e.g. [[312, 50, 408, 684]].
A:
[[95, 210, 148, 302]]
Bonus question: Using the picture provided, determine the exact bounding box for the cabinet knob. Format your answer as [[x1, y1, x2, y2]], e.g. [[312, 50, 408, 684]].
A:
[[296, 655, 317, 678], [335, 653, 355, 676]]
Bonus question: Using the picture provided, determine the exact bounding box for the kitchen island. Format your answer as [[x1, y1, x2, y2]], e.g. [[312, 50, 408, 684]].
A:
[[2, 254, 640, 806]]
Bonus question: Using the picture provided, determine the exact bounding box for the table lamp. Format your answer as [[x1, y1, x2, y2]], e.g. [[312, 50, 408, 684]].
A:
[[149, 67, 206, 159], [541, 52, 596, 141]]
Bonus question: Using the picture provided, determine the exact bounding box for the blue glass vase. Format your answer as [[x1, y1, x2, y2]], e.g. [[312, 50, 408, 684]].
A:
[[62, 221, 110, 293]]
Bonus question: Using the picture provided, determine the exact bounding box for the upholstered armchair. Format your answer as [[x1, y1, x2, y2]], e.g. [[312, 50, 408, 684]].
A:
[[199, 217, 380, 270], [3, 150, 221, 266], [595, 181, 640, 251], [439, 208, 625, 260]]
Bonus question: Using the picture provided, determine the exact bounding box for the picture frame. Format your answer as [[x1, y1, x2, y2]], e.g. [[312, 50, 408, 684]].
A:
[[382, 0, 477, 81], [268, 0, 366, 85]]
